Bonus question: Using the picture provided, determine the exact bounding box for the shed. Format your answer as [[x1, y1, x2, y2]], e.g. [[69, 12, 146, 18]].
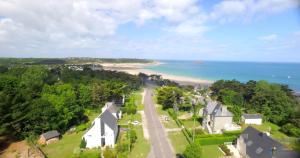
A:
[[38, 130, 60, 145], [242, 114, 262, 125]]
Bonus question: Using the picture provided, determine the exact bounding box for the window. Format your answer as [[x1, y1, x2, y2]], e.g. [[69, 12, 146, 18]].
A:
[[256, 147, 263, 154], [246, 140, 253, 146]]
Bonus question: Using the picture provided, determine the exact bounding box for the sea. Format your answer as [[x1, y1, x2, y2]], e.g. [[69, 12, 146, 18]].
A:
[[145, 60, 300, 92]]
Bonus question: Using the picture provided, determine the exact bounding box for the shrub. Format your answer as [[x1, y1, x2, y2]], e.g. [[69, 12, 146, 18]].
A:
[[223, 130, 242, 136], [128, 129, 137, 145], [194, 129, 205, 135], [219, 144, 232, 156], [103, 147, 116, 158], [76, 123, 89, 133], [195, 135, 236, 145], [80, 138, 86, 148], [281, 123, 300, 137], [183, 142, 202, 158]]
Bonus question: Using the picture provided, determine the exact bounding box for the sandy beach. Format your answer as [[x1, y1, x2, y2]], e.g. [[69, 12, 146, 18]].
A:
[[102, 62, 214, 86]]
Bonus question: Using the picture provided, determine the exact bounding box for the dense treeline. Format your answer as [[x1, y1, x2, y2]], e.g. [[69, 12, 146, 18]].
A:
[[0, 58, 153, 66], [0, 65, 141, 139], [210, 80, 300, 137]]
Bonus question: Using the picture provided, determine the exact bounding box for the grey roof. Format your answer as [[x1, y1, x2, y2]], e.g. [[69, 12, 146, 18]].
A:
[[204, 100, 218, 114], [41, 130, 60, 140], [243, 114, 262, 119], [100, 110, 117, 130], [105, 102, 119, 113], [211, 104, 233, 117], [239, 126, 299, 158]]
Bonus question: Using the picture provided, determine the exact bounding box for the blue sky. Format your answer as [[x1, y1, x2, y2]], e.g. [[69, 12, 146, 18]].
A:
[[0, 0, 299, 62]]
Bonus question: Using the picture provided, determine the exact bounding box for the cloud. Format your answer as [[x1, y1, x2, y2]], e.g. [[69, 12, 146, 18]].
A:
[[136, 0, 200, 25], [210, 0, 299, 23], [0, 0, 299, 59], [259, 34, 278, 41]]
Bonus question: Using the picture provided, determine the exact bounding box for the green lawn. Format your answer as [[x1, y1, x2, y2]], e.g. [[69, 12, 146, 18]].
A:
[[168, 131, 189, 154], [201, 145, 224, 158], [129, 125, 151, 158], [242, 122, 288, 139], [155, 104, 179, 129], [131, 90, 144, 111], [41, 131, 100, 158], [41, 110, 101, 158], [118, 90, 150, 158], [181, 118, 201, 129], [118, 113, 142, 125]]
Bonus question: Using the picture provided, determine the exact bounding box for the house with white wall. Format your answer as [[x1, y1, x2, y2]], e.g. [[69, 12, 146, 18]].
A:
[[83, 104, 118, 148], [242, 114, 262, 125], [202, 100, 235, 134]]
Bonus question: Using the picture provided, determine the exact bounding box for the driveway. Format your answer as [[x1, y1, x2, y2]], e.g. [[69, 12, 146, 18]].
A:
[[143, 86, 174, 158]]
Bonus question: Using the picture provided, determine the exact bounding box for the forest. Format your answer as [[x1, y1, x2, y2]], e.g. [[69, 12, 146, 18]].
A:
[[210, 80, 300, 137], [0, 65, 142, 139]]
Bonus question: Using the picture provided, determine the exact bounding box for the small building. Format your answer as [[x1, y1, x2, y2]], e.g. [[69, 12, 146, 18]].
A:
[[202, 100, 234, 133], [242, 114, 262, 125], [38, 130, 60, 145], [83, 103, 118, 148], [236, 126, 299, 158], [89, 64, 102, 71]]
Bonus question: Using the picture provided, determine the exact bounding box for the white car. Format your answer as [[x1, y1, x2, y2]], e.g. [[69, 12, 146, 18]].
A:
[[131, 120, 140, 125]]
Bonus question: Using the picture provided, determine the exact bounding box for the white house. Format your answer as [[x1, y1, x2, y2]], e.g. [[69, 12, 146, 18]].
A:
[[83, 107, 118, 148], [242, 114, 262, 125], [202, 100, 235, 134], [102, 102, 122, 119]]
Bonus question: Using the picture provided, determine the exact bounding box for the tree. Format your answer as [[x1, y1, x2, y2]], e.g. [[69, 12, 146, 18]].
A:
[[80, 138, 87, 148], [78, 84, 92, 108], [42, 83, 83, 129], [20, 66, 49, 99], [228, 106, 242, 123], [183, 142, 202, 158], [157, 86, 183, 109]]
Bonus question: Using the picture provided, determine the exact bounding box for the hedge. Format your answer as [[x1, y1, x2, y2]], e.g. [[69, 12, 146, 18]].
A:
[[196, 136, 237, 145]]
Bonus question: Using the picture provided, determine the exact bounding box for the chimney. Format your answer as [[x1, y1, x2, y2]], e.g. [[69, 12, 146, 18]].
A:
[[222, 106, 227, 115]]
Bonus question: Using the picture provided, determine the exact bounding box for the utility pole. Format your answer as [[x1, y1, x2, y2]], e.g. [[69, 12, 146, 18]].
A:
[[192, 98, 196, 143]]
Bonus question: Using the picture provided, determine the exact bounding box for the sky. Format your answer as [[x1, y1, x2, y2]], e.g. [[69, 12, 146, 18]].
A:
[[0, 0, 300, 62]]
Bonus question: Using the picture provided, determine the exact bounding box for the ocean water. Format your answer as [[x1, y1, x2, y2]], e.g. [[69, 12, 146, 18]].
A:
[[145, 60, 300, 91]]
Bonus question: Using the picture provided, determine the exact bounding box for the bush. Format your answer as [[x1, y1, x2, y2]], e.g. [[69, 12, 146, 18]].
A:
[[80, 138, 87, 148], [128, 129, 137, 145], [219, 144, 232, 156], [223, 130, 242, 136], [183, 142, 202, 158], [103, 147, 116, 158], [194, 129, 205, 135], [195, 135, 237, 145], [281, 123, 300, 137], [76, 123, 89, 133]]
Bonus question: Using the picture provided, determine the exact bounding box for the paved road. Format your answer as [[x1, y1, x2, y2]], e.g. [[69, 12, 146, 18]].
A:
[[143, 86, 174, 158]]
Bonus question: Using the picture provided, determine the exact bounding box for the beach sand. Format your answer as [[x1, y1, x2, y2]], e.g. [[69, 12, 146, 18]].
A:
[[102, 62, 213, 86]]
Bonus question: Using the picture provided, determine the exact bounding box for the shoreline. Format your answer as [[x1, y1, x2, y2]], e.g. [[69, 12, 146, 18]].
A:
[[102, 62, 214, 86]]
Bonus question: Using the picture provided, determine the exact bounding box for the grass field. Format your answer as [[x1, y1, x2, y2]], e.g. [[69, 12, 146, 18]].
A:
[[153, 102, 179, 129], [168, 131, 189, 154], [128, 125, 151, 158], [41, 110, 101, 158], [201, 145, 224, 158], [41, 131, 100, 158], [119, 90, 150, 158], [181, 118, 201, 129], [242, 122, 288, 139]]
